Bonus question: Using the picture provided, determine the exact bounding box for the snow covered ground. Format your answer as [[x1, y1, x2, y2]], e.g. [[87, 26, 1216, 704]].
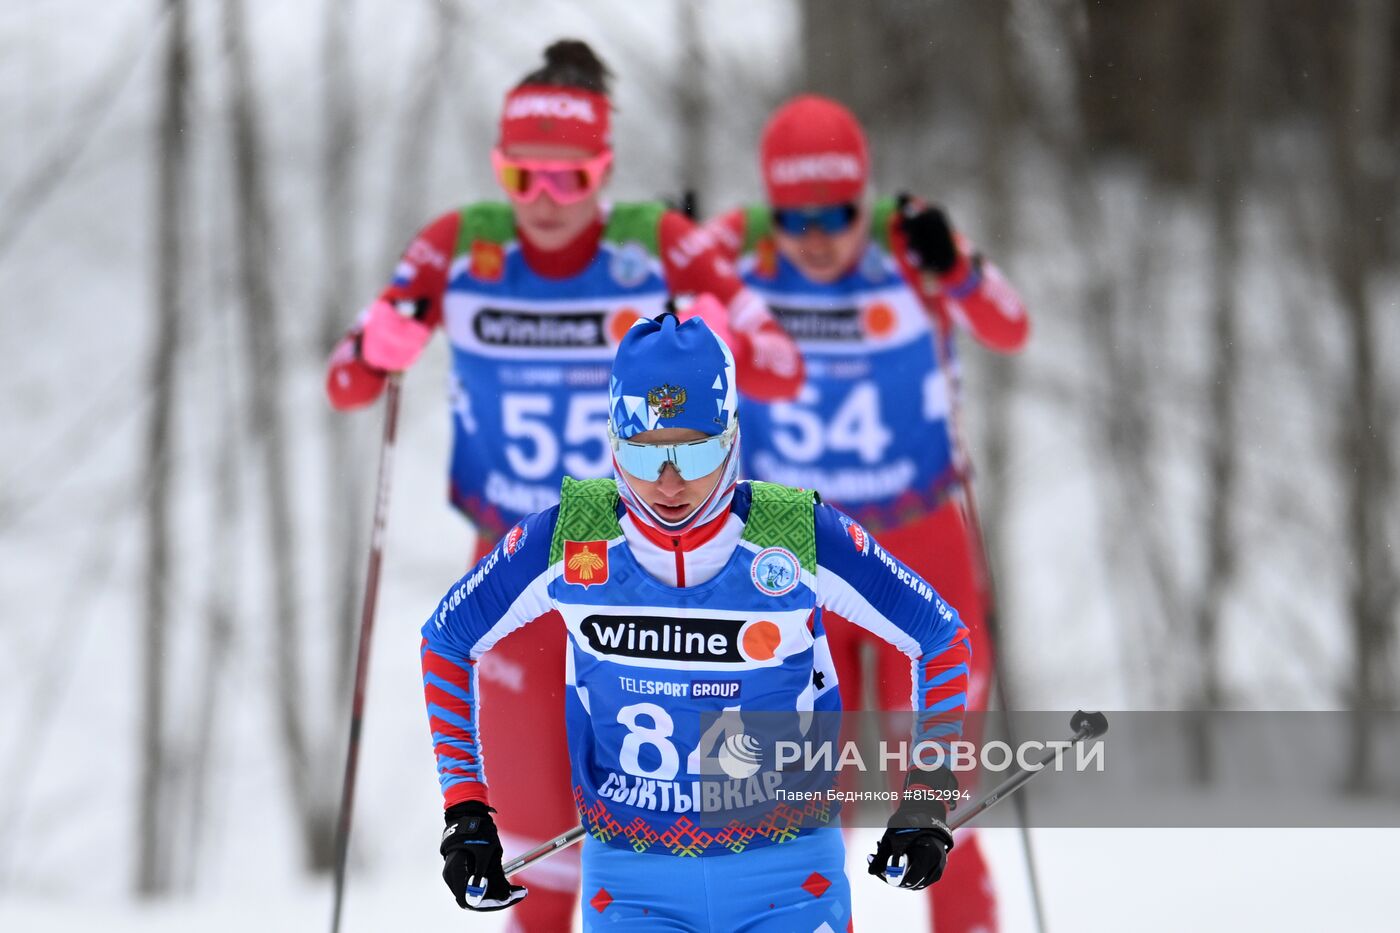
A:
[[5, 828, 1399, 931]]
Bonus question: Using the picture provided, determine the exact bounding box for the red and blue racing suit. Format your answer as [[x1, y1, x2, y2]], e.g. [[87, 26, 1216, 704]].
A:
[[709, 197, 1029, 933], [422, 480, 971, 929]]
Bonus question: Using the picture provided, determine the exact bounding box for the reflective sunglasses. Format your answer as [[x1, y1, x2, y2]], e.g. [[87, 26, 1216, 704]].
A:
[[609, 421, 737, 480], [771, 203, 860, 236], [491, 148, 612, 205]]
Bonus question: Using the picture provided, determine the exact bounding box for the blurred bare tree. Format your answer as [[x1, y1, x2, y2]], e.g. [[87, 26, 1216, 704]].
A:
[[137, 0, 189, 898], [964, 1, 1022, 674], [380, 0, 458, 265], [675, 0, 709, 207], [1190, 0, 1258, 780], [318, 0, 366, 722], [1320, 0, 1398, 791], [222, 0, 329, 871]]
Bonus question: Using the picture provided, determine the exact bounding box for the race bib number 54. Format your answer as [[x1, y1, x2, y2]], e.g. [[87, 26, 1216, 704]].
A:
[[770, 382, 893, 465]]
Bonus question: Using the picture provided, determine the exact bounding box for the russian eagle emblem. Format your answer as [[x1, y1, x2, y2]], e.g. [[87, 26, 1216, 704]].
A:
[[647, 384, 687, 419]]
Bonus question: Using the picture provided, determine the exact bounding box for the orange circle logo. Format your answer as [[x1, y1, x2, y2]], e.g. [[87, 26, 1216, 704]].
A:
[[862, 301, 896, 337], [741, 620, 782, 661], [469, 241, 504, 282], [609, 308, 641, 344]]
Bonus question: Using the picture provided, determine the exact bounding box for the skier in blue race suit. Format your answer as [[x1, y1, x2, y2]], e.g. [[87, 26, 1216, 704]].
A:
[[421, 312, 973, 929]]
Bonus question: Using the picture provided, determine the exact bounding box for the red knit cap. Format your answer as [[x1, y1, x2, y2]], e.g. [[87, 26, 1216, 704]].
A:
[[499, 83, 611, 154], [759, 94, 868, 208]]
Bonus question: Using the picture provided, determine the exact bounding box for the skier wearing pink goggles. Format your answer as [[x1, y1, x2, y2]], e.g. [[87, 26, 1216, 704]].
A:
[[490, 148, 613, 205]]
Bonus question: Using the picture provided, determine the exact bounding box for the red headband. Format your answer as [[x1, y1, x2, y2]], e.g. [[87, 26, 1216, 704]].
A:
[[499, 84, 611, 154]]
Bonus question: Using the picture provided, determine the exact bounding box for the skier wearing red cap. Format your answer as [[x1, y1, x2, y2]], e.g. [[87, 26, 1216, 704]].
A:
[[325, 41, 802, 931], [707, 93, 1030, 933]]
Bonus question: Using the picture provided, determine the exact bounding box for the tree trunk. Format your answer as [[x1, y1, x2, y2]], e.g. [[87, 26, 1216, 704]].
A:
[[181, 260, 243, 891], [1328, 0, 1397, 793], [675, 0, 707, 210], [1043, 1, 1183, 704], [1191, 0, 1257, 782], [137, 0, 189, 898], [1078, 2, 1214, 185], [380, 0, 453, 267], [318, 0, 365, 718], [222, 0, 327, 870], [968, 0, 1021, 679]]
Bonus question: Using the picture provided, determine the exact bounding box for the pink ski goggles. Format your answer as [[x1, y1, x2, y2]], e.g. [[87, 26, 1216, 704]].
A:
[[491, 148, 612, 205]]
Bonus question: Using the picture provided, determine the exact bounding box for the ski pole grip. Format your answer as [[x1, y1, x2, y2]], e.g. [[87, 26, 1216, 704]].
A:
[[1070, 710, 1108, 740]]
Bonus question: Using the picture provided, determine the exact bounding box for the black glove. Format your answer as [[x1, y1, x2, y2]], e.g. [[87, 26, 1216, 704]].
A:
[[867, 774, 957, 890], [440, 801, 528, 911], [897, 194, 959, 274]]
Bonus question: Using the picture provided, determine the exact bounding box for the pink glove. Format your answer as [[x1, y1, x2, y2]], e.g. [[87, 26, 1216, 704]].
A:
[[360, 299, 432, 372]]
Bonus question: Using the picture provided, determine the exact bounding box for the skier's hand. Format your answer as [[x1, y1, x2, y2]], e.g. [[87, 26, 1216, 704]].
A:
[[896, 194, 959, 275], [868, 821, 953, 890], [440, 801, 528, 912], [359, 298, 432, 372], [745, 322, 802, 381], [867, 773, 956, 890]]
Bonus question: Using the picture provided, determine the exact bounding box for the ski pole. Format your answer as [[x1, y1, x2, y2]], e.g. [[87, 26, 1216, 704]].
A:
[[959, 476, 1053, 932], [946, 709, 1108, 832], [503, 824, 587, 877], [329, 372, 404, 933], [891, 223, 1052, 932], [503, 711, 1108, 878]]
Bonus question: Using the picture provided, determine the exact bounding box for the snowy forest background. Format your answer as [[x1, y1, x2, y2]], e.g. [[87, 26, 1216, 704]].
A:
[[1, 1, 1396, 930]]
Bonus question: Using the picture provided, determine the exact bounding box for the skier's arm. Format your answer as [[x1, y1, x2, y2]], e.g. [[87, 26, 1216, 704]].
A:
[[325, 210, 458, 410], [699, 207, 749, 263], [813, 503, 971, 750], [815, 503, 970, 889], [888, 195, 1029, 353], [657, 209, 804, 402], [420, 508, 557, 808]]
